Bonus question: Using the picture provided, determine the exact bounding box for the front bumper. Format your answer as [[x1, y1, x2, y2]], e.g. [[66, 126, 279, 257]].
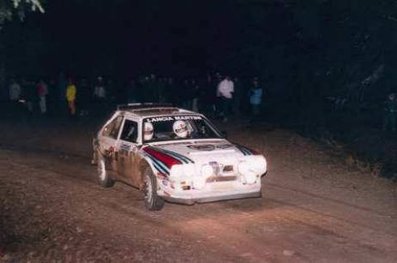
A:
[[161, 188, 262, 205]]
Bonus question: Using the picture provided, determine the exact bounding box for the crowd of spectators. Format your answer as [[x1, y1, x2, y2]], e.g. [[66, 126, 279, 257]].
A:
[[4, 72, 266, 122], [4, 71, 396, 131]]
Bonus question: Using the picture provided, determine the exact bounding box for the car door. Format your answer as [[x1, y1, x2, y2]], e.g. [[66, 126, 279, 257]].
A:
[[98, 114, 124, 177], [117, 118, 140, 187]]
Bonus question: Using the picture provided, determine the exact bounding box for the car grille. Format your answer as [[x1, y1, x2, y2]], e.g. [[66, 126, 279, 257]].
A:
[[222, 165, 234, 173], [206, 175, 237, 183]]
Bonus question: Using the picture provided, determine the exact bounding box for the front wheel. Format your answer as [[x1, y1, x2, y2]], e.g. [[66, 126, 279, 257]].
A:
[[97, 152, 115, 188], [143, 168, 165, 211]]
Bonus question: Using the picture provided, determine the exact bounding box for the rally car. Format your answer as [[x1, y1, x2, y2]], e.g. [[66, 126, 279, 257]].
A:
[[92, 103, 267, 210]]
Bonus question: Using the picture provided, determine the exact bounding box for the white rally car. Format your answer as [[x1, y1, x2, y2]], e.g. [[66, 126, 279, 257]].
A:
[[92, 103, 267, 210]]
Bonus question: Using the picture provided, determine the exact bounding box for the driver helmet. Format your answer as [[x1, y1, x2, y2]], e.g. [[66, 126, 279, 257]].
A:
[[144, 122, 154, 141], [173, 120, 189, 138]]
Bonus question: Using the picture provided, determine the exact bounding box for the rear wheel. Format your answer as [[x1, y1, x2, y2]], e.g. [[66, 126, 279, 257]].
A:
[[97, 152, 115, 188], [143, 167, 165, 211]]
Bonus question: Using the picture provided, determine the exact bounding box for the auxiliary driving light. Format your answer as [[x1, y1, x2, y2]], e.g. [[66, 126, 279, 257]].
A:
[[192, 176, 206, 189]]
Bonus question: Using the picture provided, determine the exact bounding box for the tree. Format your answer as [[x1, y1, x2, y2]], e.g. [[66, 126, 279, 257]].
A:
[[0, 0, 44, 26], [0, 0, 44, 94]]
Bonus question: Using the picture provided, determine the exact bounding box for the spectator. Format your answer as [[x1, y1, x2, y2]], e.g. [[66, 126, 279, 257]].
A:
[[93, 76, 107, 102], [249, 77, 263, 123], [216, 75, 234, 122], [9, 78, 21, 102], [383, 93, 397, 132], [66, 78, 77, 116], [192, 79, 202, 112], [233, 77, 242, 117], [8, 78, 22, 114], [36, 79, 48, 114]]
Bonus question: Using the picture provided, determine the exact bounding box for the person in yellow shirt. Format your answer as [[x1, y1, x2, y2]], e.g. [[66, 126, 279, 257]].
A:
[[66, 78, 77, 116]]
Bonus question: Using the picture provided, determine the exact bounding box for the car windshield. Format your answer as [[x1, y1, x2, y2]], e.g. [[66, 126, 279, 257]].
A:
[[143, 115, 222, 142]]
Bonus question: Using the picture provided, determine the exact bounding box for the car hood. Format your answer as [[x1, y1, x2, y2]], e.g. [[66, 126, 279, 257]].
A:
[[146, 139, 257, 164]]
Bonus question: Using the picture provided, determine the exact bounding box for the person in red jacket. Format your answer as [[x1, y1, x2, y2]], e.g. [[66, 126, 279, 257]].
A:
[[36, 79, 48, 114]]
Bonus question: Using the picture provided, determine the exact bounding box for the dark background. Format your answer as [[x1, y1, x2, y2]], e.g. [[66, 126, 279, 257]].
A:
[[3, 0, 396, 85]]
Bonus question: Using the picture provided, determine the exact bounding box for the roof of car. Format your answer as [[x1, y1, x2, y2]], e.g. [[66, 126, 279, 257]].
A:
[[117, 103, 197, 118]]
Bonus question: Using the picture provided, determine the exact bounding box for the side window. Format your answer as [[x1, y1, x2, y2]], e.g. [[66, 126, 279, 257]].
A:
[[120, 120, 138, 143], [102, 116, 123, 139]]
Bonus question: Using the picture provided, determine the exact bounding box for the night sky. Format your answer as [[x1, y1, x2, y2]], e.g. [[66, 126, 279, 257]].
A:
[[2, 0, 396, 98], [4, 0, 298, 78]]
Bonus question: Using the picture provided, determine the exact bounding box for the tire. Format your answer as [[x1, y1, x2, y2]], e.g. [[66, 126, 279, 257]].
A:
[[97, 152, 115, 188], [143, 167, 165, 211]]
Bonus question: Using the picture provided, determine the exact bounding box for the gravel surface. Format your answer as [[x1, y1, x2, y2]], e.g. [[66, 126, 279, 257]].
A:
[[0, 118, 396, 262]]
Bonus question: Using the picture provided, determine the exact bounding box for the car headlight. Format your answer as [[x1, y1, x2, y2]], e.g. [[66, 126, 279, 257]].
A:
[[170, 164, 195, 178], [238, 161, 250, 175], [253, 156, 267, 172], [169, 164, 197, 190], [238, 157, 267, 176], [238, 160, 260, 185], [170, 165, 184, 178]]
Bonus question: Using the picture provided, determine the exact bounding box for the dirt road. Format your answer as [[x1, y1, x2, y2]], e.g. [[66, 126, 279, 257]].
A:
[[0, 119, 396, 262]]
